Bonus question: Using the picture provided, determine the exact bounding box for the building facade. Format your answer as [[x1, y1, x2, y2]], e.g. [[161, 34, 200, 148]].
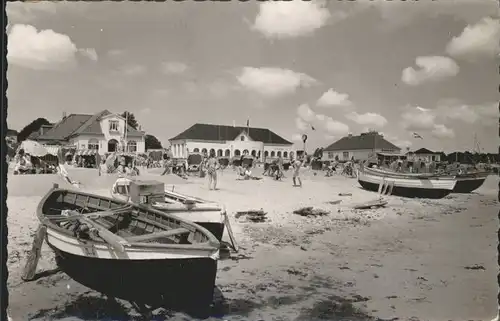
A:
[[34, 110, 146, 154], [169, 123, 296, 162], [407, 148, 441, 162], [323, 132, 401, 162]]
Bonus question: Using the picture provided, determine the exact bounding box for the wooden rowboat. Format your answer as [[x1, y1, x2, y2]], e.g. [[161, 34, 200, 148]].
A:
[[358, 166, 457, 199], [111, 178, 227, 241], [38, 185, 220, 312], [364, 167, 488, 193]]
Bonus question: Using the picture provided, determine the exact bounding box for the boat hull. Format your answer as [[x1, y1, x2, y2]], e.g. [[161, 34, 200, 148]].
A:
[[357, 170, 456, 199], [453, 177, 487, 193], [49, 244, 217, 311]]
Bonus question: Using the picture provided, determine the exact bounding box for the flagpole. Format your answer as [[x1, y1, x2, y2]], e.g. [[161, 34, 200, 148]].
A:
[[124, 112, 128, 153]]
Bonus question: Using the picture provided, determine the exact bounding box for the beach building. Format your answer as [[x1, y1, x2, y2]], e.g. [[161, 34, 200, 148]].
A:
[[169, 123, 295, 162], [323, 131, 401, 162], [33, 110, 146, 154], [406, 148, 441, 162]]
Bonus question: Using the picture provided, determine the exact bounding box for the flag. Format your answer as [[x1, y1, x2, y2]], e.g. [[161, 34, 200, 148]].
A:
[[246, 119, 249, 127], [311, 125, 316, 131], [413, 132, 423, 139]]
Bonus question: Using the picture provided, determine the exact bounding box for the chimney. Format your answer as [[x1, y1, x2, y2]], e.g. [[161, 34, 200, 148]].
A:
[[348, 133, 353, 138], [62, 112, 67, 120]]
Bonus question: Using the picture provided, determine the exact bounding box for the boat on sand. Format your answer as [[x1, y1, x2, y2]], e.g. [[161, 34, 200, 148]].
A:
[[110, 177, 227, 241], [358, 166, 457, 199], [38, 184, 220, 313], [364, 166, 488, 194]]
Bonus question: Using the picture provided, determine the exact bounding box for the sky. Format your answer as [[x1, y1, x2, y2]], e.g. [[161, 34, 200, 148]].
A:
[[6, 0, 500, 153]]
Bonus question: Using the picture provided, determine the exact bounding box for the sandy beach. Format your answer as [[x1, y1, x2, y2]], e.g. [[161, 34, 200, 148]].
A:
[[6, 167, 498, 321]]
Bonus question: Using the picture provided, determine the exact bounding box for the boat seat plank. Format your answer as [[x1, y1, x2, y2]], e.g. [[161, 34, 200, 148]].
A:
[[125, 228, 190, 242]]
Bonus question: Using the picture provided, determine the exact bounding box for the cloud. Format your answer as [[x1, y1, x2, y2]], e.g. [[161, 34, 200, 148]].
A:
[[402, 56, 459, 86], [252, 0, 335, 39], [291, 134, 303, 142], [7, 24, 80, 70], [432, 124, 455, 139], [79, 48, 98, 61], [141, 108, 151, 115], [436, 99, 497, 125], [324, 117, 350, 136], [316, 89, 352, 107], [237, 67, 317, 97], [446, 17, 500, 62], [297, 104, 317, 122], [7, 2, 89, 23], [380, 132, 412, 149], [295, 117, 308, 132], [401, 106, 436, 131], [107, 49, 125, 57], [162, 61, 188, 74], [345, 112, 388, 129], [119, 64, 146, 76]]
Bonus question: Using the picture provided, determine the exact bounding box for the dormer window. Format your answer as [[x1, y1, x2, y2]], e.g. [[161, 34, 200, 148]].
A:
[[109, 120, 119, 132], [240, 136, 245, 141]]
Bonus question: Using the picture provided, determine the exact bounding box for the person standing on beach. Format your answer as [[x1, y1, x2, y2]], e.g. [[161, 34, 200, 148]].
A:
[[206, 151, 218, 190], [292, 156, 303, 187]]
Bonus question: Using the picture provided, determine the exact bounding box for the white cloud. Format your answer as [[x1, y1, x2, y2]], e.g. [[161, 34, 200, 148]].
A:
[[345, 112, 388, 128], [402, 56, 459, 86], [107, 49, 125, 57], [7, 2, 89, 23], [120, 64, 146, 76], [7, 24, 79, 70], [237, 67, 317, 97], [380, 132, 413, 149], [291, 134, 303, 142], [324, 117, 350, 136], [315, 114, 326, 122], [297, 104, 317, 122], [316, 89, 352, 107], [79, 48, 98, 61], [432, 124, 455, 139], [162, 61, 188, 74], [295, 117, 308, 132], [446, 17, 500, 61], [401, 106, 436, 131], [436, 99, 497, 125], [252, 0, 335, 39]]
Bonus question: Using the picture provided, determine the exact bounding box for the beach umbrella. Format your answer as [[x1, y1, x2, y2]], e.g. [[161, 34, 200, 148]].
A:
[[17, 140, 49, 157]]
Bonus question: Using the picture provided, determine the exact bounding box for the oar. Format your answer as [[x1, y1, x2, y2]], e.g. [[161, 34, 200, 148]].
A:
[[77, 216, 130, 252], [44, 207, 132, 222]]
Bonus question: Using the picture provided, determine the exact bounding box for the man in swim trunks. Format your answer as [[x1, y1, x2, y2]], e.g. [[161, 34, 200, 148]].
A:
[[292, 155, 303, 187], [206, 151, 218, 190]]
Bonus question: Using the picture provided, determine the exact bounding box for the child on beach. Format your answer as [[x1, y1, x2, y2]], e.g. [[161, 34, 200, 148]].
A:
[[292, 156, 303, 187], [206, 151, 219, 190]]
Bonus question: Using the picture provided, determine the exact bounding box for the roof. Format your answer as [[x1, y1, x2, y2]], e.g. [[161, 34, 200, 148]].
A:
[[412, 148, 436, 154], [7, 129, 18, 136], [36, 110, 144, 141], [170, 123, 293, 145], [324, 132, 401, 151]]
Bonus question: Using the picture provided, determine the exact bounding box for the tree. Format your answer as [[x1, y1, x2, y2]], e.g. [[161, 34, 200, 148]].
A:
[[120, 111, 139, 129], [17, 118, 51, 142], [145, 134, 163, 150]]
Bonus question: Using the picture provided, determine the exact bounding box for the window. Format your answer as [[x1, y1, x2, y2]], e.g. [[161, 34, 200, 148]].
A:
[[127, 140, 137, 152], [343, 151, 349, 160], [88, 138, 99, 151], [289, 152, 294, 159], [243, 149, 249, 155], [277, 151, 282, 157], [225, 149, 230, 157], [201, 148, 207, 154], [264, 151, 269, 157], [271, 151, 275, 157], [109, 120, 119, 132], [193, 148, 199, 153], [234, 149, 241, 156], [251, 150, 256, 157], [283, 152, 288, 158], [240, 136, 245, 141], [328, 152, 334, 159], [217, 149, 223, 157]]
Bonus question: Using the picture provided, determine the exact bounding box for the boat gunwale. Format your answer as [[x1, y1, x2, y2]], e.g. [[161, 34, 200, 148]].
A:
[[357, 171, 457, 190], [37, 187, 221, 252]]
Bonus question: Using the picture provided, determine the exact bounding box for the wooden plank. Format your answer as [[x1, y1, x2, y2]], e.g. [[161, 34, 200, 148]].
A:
[[22, 224, 47, 281], [223, 212, 239, 252], [125, 228, 190, 242]]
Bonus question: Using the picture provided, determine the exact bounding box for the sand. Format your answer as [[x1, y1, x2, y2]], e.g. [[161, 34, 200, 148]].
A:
[[6, 166, 498, 321]]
